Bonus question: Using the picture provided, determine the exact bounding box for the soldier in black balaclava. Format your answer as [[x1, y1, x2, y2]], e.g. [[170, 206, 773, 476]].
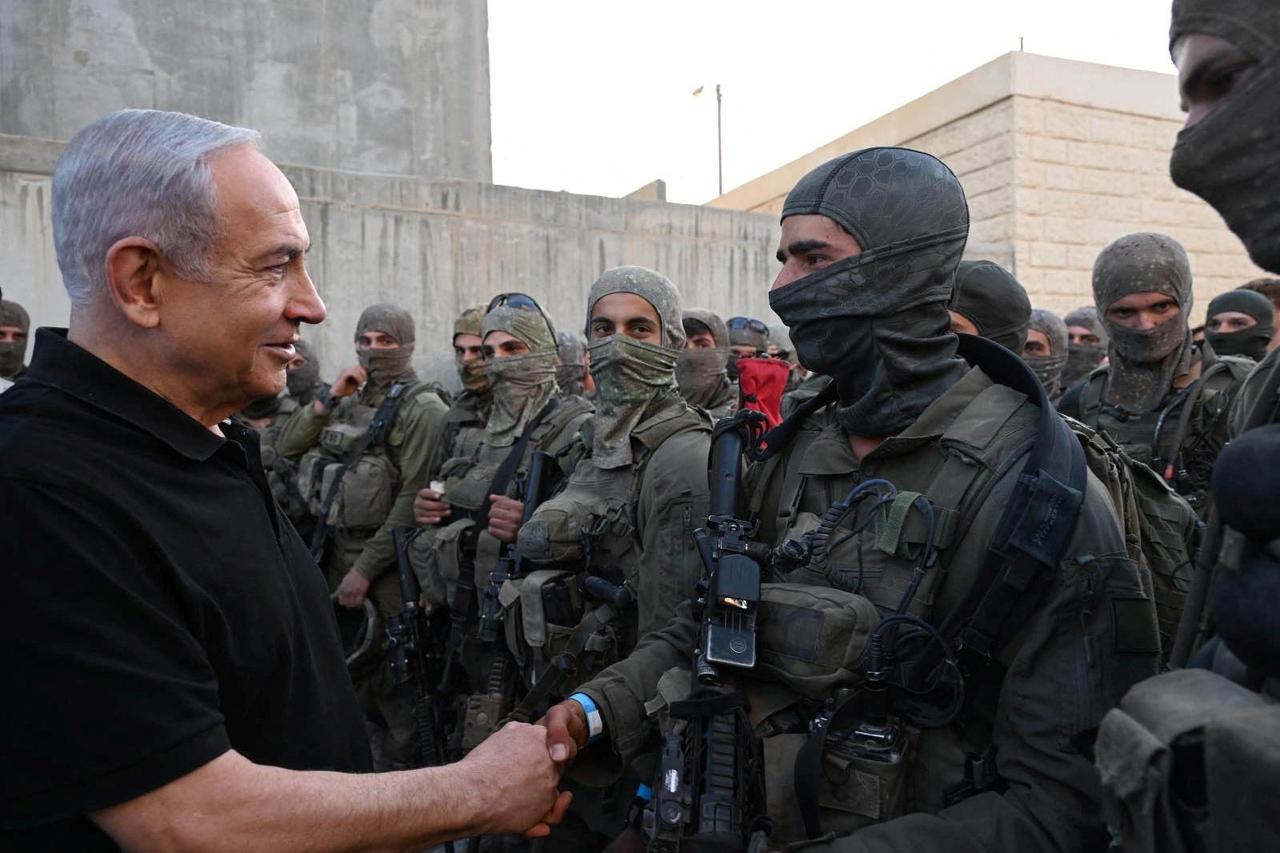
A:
[[1059, 232, 1252, 514], [1205, 288, 1275, 361], [0, 297, 31, 381], [948, 260, 1032, 353], [1061, 306, 1109, 389], [1023, 308, 1069, 402]]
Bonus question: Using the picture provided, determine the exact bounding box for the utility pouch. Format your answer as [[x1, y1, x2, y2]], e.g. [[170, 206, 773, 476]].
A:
[[297, 450, 331, 513], [460, 689, 509, 751], [754, 583, 880, 700], [429, 518, 478, 602], [518, 570, 581, 649], [329, 453, 397, 530], [818, 719, 917, 825]]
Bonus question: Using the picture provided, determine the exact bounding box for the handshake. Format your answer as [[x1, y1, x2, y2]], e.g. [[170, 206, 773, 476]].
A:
[[459, 702, 588, 838]]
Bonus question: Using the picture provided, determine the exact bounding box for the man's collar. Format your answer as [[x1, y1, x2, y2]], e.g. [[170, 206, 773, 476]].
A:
[[24, 328, 226, 462]]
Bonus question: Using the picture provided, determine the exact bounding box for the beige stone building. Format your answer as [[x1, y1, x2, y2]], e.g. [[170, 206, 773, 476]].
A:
[[709, 51, 1266, 322]]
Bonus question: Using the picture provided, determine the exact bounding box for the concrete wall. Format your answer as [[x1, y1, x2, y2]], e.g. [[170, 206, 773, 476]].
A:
[[710, 52, 1266, 322], [0, 138, 781, 385], [1, 0, 492, 181]]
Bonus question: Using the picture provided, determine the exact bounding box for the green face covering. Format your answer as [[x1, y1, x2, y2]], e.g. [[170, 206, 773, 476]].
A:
[[355, 303, 416, 387], [588, 335, 679, 468], [677, 309, 730, 407], [482, 304, 559, 446]]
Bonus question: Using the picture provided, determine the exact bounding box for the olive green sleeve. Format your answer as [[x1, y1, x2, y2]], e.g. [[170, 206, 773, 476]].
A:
[[274, 399, 331, 459], [796, 470, 1157, 853], [353, 391, 451, 581], [634, 428, 712, 639]]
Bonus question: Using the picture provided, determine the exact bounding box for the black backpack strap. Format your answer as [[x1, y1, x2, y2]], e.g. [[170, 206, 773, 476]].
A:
[[938, 334, 1088, 661]]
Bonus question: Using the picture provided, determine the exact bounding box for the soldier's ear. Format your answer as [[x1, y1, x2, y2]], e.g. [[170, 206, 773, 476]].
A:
[[103, 237, 164, 330]]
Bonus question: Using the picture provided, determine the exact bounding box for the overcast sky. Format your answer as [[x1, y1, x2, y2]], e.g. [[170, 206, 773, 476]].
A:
[[488, 0, 1178, 205]]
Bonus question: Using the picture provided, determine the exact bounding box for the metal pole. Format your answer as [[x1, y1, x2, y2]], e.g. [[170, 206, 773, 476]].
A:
[[716, 83, 723, 196]]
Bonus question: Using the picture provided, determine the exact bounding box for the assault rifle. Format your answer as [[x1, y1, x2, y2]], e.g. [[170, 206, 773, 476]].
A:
[[461, 450, 554, 750], [387, 526, 453, 770], [643, 409, 771, 853]]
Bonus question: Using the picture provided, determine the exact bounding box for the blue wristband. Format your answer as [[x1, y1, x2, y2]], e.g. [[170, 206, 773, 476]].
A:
[[569, 691, 604, 743]]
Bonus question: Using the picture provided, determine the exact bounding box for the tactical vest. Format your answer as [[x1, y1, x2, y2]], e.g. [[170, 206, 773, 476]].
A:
[[434, 392, 490, 479], [709, 370, 1153, 845], [296, 380, 442, 539], [508, 403, 712, 687], [420, 395, 594, 612], [1073, 358, 1251, 516]]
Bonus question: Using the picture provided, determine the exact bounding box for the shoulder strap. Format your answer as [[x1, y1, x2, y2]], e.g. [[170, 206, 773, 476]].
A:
[[938, 335, 1089, 661], [1076, 369, 1109, 427]]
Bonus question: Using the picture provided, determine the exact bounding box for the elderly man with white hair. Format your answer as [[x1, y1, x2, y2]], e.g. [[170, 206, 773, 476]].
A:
[[0, 110, 568, 851]]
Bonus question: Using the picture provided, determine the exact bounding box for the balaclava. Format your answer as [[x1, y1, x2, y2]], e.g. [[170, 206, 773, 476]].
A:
[[1169, 1, 1280, 273], [1092, 233, 1195, 414], [555, 329, 588, 397], [1062, 306, 1109, 387], [355, 303, 416, 387], [481, 304, 559, 447], [241, 392, 285, 421], [726, 317, 768, 380], [1024, 308, 1070, 400], [585, 266, 684, 469], [0, 299, 30, 378], [950, 260, 1032, 353], [1205, 288, 1276, 360], [453, 305, 491, 396], [769, 147, 971, 438], [286, 339, 322, 403], [676, 308, 730, 408]]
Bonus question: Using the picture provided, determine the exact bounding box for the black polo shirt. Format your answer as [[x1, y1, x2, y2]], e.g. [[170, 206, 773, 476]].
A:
[[1, 329, 371, 850]]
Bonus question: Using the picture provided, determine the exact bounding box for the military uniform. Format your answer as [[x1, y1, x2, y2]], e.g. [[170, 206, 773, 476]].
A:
[[1058, 234, 1251, 517], [562, 148, 1156, 853], [275, 304, 450, 771]]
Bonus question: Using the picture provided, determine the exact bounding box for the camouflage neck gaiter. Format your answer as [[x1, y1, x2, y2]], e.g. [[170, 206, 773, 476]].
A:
[[1093, 233, 1195, 413], [355, 303, 417, 387], [1023, 308, 1069, 400], [770, 147, 971, 438], [588, 335, 680, 468], [482, 305, 559, 446], [584, 266, 685, 468], [676, 347, 730, 408], [1062, 306, 1109, 387], [454, 306, 492, 397], [1170, 0, 1280, 274], [1205, 288, 1276, 361]]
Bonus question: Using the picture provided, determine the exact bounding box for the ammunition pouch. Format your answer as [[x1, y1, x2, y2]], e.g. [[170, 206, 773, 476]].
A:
[[424, 517, 478, 607], [318, 453, 397, 530], [754, 583, 880, 701]]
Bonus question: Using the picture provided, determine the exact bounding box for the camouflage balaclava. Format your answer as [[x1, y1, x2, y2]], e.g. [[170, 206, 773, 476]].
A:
[[1169, 0, 1280, 273], [481, 305, 558, 447], [586, 266, 684, 469], [555, 329, 588, 397], [1093, 233, 1194, 413], [1206, 288, 1276, 360], [453, 305, 491, 396], [355, 303, 416, 387], [676, 308, 730, 408], [950, 260, 1033, 353], [1024, 308, 1070, 400], [1062, 306, 1109, 387], [0, 299, 30, 379], [286, 339, 322, 403], [769, 147, 971, 438]]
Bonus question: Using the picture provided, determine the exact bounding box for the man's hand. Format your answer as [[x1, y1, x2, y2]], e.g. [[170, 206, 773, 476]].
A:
[[457, 722, 571, 837], [313, 365, 367, 414], [539, 699, 589, 766], [335, 569, 370, 608], [415, 488, 452, 526], [488, 495, 525, 543]]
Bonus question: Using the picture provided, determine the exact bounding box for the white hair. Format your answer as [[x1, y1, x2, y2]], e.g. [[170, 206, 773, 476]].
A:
[[52, 109, 261, 308]]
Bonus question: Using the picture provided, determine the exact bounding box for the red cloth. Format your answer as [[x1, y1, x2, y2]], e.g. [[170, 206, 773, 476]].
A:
[[736, 357, 791, 428]]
